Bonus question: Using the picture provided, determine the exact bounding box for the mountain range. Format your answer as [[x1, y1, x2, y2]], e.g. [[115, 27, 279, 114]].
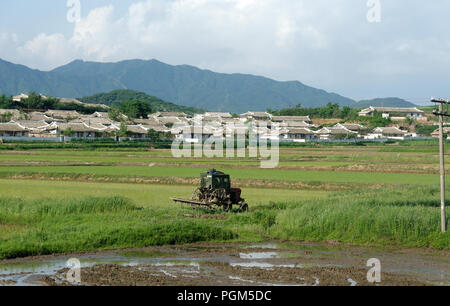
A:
[[0, 58, 415, 112]]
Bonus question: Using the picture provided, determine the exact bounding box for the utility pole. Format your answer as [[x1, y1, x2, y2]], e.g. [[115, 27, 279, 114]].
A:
[[432, 98, 449, 232]]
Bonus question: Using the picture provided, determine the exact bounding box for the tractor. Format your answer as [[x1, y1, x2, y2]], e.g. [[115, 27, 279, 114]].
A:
[[171, 169, 249, 212]]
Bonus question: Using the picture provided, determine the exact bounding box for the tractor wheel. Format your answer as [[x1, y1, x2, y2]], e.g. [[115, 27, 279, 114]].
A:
[[238, 203, 249, 213]]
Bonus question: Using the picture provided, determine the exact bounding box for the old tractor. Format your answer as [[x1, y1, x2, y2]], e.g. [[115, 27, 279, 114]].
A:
[[171, 169, 249, 212]]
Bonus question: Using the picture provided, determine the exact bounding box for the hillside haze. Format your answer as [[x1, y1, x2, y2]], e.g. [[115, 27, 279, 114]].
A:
[[351, 98, 417, 109], [80, 89, 205, 115], [0, 58, 355, 112]]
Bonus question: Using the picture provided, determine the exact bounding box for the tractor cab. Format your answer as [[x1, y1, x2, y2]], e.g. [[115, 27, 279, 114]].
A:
[[201, 169, 231, 193]]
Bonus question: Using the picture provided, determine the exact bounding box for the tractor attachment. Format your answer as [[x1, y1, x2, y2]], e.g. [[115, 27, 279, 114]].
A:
[[171, 169, 249, 212]]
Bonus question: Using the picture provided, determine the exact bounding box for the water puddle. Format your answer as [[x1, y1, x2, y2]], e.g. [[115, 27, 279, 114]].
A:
[[347, 278, 357, 286], [239, 252, 279, 259], [229, 276, 255, 284], [244, 243, 278, 250], [0, 255, 202, 286], [0, 241, 448, 286], [230, 262, 297, 269]]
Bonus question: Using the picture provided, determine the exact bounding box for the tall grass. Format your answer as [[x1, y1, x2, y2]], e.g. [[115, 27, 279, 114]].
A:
[[1, 186, 449, 260], [0, 196, 235, 259], [271, 186, 450, 249]]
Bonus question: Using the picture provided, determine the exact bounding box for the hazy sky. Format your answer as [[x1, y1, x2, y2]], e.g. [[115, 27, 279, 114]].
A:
[[0, 0, 449, 104]]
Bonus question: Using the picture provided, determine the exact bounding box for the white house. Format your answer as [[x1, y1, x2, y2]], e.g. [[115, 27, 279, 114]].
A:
[[358, 106, 426, 120], [431, 127, 450, 139], [368, 127, 408, 140], [280, 128, 316, 142], [0, 122, 29, 137], [316, 126, 357, 140], [239, 112, 272, 121]]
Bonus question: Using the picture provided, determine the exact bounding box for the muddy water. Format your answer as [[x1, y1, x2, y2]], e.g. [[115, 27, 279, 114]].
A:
[[0, 242, 449, 286]]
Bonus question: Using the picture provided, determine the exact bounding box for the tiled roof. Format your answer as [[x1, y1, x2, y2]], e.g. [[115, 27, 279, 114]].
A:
[[373, 127, 407, 135], [55, 123, 97, 132], [287, 128, 315, 134], [272, 116, 311, 122], [0, 123, 27, 132]]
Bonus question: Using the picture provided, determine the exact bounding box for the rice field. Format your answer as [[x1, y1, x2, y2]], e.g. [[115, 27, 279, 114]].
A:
[[0, 179, 328, 208], [0, 141, 449, 258]]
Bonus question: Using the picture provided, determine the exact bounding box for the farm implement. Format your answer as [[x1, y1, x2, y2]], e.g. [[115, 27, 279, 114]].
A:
[[171, 169, 249, 212]]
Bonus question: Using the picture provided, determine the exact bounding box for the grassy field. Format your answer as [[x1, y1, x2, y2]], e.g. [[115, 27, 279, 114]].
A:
[[0, 185, 448, 259], [0, 179, 328, 208], [0, 165, 442, 185], [0, 141, 449, 259]]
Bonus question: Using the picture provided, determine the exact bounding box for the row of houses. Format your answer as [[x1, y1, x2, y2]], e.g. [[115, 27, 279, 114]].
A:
[[358, 106, 427, 121], [0, 108, 425, 141], [278, 125, 412, 142], [0, 110, 172, 139]]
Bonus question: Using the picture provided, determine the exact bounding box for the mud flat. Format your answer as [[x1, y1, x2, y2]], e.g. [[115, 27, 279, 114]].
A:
[[1, 241, 449, 286]]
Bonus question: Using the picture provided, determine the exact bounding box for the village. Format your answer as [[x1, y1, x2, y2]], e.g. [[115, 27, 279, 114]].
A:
[[0, 93, 442, 143]]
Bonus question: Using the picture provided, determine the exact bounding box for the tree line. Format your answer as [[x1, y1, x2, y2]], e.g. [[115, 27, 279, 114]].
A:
[[0, 93, 108, 114], [0, 93, 154, 120], [268, 103, 391, 128], [268, 103, 360, 120]]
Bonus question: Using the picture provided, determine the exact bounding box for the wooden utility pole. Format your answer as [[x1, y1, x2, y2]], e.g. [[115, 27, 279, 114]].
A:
[[432, 98, 449, 232]]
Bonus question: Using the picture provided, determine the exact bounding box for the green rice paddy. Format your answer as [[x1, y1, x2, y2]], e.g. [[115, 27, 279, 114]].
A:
[[0, 141, 448, 259]]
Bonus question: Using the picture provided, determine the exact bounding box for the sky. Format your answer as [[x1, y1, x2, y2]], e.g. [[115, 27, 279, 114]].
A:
[[0, 0, 449, 105]]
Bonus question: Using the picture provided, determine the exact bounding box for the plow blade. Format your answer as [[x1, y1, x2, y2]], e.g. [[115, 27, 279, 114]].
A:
[[170, 197, 215, 208]]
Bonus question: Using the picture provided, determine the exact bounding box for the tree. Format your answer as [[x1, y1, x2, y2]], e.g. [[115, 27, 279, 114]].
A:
[[62, 127, 75, 137], [0, 95, 18, 110], [147, 129, 160, 141], [108, 106, 123, 122], [119, 100, 152, 119], [0, 95, 9, 108], [23, 92, 44, 110], [18, 109, 30, 120], [0, 93, 106, 114], [417, 125, 437, 136], [117, 123, 129, 137], [0, 112, 13, 123], [359, 113, 391, 129]]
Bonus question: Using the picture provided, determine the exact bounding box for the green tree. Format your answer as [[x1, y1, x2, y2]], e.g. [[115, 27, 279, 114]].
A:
[[341, 106, 358, 120], [62, 127, 75, 137], [108, 106, 123, 122], [22, 92, 44, 110], [118, 123, 129, 137], [147, 129, 160, 141], [119, 100, 152, 119], [416, 125, 436, 136], [0, 112, 13, 123]]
